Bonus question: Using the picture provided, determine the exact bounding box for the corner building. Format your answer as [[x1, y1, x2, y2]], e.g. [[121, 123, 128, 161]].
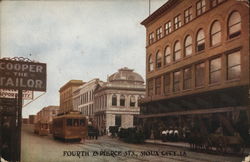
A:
[[94, 67, 145, 134], [140, 0, 249, 142]]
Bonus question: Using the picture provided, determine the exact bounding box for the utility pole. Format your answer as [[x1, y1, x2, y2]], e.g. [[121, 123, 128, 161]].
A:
[[149, 0, 151, 15]]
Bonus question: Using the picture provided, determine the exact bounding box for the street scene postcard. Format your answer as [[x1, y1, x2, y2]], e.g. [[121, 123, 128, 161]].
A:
[[0, 0, 250, 162]]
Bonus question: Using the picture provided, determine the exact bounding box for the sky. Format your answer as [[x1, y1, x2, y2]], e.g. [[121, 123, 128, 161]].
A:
[[0, 0, 166, 118]]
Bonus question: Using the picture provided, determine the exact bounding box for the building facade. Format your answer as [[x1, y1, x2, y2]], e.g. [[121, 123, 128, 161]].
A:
[[72, 78, 103, 122], [94, 67, 145, 134], [36, 105, 59, 123], [140, 0, 249, 141], [28, 115, 36, 125], [59, 80, 84, 114]]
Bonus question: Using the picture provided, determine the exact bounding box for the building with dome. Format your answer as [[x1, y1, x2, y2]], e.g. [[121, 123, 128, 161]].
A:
[[93, 67, 145, 134]]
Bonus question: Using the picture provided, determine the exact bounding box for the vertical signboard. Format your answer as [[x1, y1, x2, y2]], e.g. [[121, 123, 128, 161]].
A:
[[0, 58, 47, 161]]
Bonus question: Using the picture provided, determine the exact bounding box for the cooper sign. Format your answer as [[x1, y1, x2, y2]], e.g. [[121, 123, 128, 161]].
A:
[[0, 59, 46, 91]]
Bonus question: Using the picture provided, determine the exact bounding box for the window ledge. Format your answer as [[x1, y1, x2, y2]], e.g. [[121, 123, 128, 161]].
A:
[[208, 83, 221, 87], [183, 55, 192, 60], [173, 59, 182, 64], [182, 89, 193, 92], [209, 43, 222, 50], [225, 78, 240, 84], [196, 50, 205, 55], [226, 35, 241, 43], [195, 86, 205, 90], [173, 91, 181, 94]]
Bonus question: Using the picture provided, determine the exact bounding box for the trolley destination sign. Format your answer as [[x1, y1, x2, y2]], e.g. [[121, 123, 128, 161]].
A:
[[0, 59, 46, 91]]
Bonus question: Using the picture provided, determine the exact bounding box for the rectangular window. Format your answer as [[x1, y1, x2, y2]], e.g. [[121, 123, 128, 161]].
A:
[[156, 27, 163, 40], [183, 67, 192, 90], [67, 119, 72, 127], [173, 71, 181, 92], [227, 51, 241, 80], [148, 79, 154, 96], [196, 0, 206, 16], [130, 96, 136, 107], [155, 77, 161, 95], [73, 119, 79, 127], [195, 63, 205, 87], [164, 73, 170, 94], [120, 96, 125, 106], [149, 32, 154, 45], [184, 7, 192, 24], [165, 21, 172, 35], [174, 14, 181, 30], [210, 57, 221, 84]]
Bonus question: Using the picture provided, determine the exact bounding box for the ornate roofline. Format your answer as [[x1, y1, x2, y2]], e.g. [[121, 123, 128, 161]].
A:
[[141, 0, 180, 26]]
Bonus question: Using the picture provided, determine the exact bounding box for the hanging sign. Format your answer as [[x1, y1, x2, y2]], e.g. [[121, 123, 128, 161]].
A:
[[0, 59, 46, 91], [0, 89, 33, 100]]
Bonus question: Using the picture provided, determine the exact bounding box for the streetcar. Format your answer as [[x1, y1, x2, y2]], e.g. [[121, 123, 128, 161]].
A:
[[34, 121, 49, 136], [52, 112, 88, 141]]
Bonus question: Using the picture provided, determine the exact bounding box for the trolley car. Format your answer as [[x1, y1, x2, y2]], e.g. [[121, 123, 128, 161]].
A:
[[34, 121, 49, 136], [52, 113, 87, 141]]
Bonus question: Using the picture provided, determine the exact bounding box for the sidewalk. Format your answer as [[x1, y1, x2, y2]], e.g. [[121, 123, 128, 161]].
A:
[[145, 139, 190, 148], [145, 139, 250, 155]]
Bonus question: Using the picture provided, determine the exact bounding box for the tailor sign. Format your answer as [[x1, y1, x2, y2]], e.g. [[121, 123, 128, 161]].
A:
[[0, 59, 46, 91]]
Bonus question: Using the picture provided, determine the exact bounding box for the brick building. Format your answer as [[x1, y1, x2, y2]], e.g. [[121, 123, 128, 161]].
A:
[[140, 0, 249, 142], [36, 105, 59, 123], [59, 80, 84, 114]]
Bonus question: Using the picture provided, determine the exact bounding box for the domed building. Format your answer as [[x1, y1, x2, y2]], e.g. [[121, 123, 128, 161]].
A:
[[94, 67, 145, 134]]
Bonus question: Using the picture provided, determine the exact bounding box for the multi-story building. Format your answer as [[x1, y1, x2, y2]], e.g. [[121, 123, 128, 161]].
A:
[[36, 105, 59, 123], [140, 0, 249, 141], [59, 80, 84, 114], [72, 78, 104, 122], [94, 67, 145, 134]]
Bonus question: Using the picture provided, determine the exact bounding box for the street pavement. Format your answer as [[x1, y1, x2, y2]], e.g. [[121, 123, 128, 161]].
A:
[[21, 124, 246, 162]]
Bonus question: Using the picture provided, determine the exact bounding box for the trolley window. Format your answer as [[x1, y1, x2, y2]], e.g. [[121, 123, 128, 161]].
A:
[[80, 119, 85, 126], [73, 119, 79, 127], [67, 119, 73, 126]]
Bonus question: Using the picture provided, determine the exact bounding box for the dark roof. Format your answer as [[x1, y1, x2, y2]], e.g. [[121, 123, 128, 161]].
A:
[[141, 0, 179, 26]]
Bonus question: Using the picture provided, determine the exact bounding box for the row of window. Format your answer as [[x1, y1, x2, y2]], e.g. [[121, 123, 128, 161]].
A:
[[111, 95, 140, 107], [148, 50, 241, 96], [74, 90, 94, 109], [148, 0, 225, 45], [95, 94, 107, 110], [80, 104, 94, 116], [148, 11, 241, 72]]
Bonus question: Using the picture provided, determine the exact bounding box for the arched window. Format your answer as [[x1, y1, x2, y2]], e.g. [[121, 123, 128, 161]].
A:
[[211, 21, 221, 46], [156, 51, 162, 68], [184, 35, 192, 56], [148, 55, 153, 72], [173, 41, 181, 61], [196, 29, 205, 52], [130, 95, 136, 107], [112, 94, 117, 106], [164, 46, 171, 65], [228, 11, 241, 39], [120, 95, 125, 106]]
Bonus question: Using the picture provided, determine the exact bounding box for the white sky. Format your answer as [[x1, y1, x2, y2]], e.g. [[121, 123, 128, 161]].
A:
[[0, 0, 166, 118]]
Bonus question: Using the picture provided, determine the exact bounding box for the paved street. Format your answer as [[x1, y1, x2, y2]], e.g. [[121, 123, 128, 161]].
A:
[[21, 124, 244, 162]]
